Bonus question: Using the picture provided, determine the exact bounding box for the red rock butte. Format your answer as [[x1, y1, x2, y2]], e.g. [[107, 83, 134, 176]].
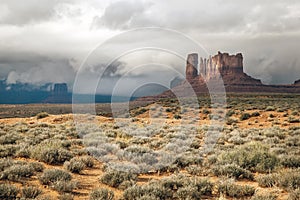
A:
[[140, 52, 300, 100]]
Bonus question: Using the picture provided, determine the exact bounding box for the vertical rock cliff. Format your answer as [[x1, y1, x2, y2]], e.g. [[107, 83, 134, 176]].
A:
[[186, 53, 198, 82]]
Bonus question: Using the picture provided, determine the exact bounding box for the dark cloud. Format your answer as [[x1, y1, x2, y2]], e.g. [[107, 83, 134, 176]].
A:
[[0, 52, 76, 86], [0, 0, 299, 95]]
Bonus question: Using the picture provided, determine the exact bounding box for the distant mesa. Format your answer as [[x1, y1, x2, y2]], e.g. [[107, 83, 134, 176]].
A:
[[170, 76, 184, 88], [294, 79, 300, 85], [53, 83, 68, 95], [44, 83, 71, 103], [148, 51, 300, 100]]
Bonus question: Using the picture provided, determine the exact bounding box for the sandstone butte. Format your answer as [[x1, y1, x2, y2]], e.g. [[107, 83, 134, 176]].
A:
[[139, 52, 300, 100]]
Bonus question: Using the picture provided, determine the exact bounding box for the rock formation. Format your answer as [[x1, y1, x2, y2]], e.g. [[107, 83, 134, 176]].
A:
[[294, 79, 300, 85], [185, 53, 198, 82], [138, 51, 300, 102], [154, 52, 300, 97], [200, 51, 243, 78], [186, 51, 262, 86], [170, 76, 184, 88], [53, 83, 68, 96], [44, 83, 71, 103]]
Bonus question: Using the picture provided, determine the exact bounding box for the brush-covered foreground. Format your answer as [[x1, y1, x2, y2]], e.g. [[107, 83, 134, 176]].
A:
[[0, 94, 299, 199]]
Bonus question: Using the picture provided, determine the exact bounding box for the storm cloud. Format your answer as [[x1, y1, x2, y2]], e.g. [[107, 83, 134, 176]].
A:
[[0, 0, 299, 95]]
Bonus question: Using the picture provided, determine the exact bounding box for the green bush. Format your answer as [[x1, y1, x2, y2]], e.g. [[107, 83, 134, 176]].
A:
[[80, 156, 94, 168], [255, 174, 278, 187], [174, 114, 181, 119], [240, 113, 251, 121], [0, 164, 34, 181], [0, 144, 18, 157], [39, 169, 72, 185], [89, 188, 114, 200], [29, 162, 44, 172], [251, 193, 277, 200], [288, 189, 300, 200], [123, 184, 172, 200], [58, 193, 74, 200], [0, 184, 19, 199], [100, 170, 137, 188], [0, 133, 20, 145], [21, 186, 42, 199], [53, 180, 77, 193], [0, 158, 14, 171], [277, 169, 300, 190], [218, 142, 278, 173], [218, 180, 255, 198], [265, 106, 275, 111], [176, 186, 201, 200], [251, 111, 260, 117], [213, 164, 253, 180], [64, 157, 85, 173], [31, 145, 73, 165], [36, 112, 49, 119], [281, 156, 300, 168], [226, 110, 235, 117]]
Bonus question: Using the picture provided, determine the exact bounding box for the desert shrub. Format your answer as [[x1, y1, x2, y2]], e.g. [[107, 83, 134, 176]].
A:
[[226, 117, 238, 125], [0, 184, 19, 199], [226, 110, 235, 117], [53, 180, 77, 193], [0, 158, 14, 171], [291, 111, 298, 116], [58, 193, 74, 200], [174, 114, 181, 119], [218, 142, 278, 173], [288, 117, 300, 123], [16, 146, 31, 158], [39, 169, 72, 185], [29, 162, 44, 172], [203, 109, 210, 114], [123, 184, 172, 200], [213, 164, 253, 180], [100, 170, 137, 188], [64, 157, 85, 173], [0, 164, 34, 181], [277, 169, 300, 190], [218, 180, 255, 198], [251, 111, 260, 117], [240, 112, 251, 121], [89, 188, 114, 200], [165, 108, 172, 112], [0, 144, 18, 157], [281, 156, 300, 168], [288, 189, 300, 200], [265, 106, 275, 111], [36, 112, 49, 119], [255, 174, 278, 187], [21, 186, 42, 199], [31, 144, 73, 164], [0, 133, 20, 145], [193, 178, 213, 195], [286, 136, 300, 146], [174, 155, 202, 168], [186, 165, 202, 176], [80, 156, 95, 168], [176, 186, 201, 200], [251, 193, 277, 200], [228, 135, 247, 145]]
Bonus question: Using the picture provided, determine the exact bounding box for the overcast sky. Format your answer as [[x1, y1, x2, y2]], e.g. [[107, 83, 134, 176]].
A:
[[0, 0, 300, 94]]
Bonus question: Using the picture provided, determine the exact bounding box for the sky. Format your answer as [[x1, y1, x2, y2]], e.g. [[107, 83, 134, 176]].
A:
[[0, 0, 300, 94]]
